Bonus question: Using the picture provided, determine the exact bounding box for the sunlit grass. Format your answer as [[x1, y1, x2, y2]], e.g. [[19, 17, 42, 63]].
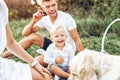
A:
[[7, 18, 120, 62]]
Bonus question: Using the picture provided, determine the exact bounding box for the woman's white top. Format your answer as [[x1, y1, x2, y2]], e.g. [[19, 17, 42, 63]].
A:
[[0, 0, 32, 80], [0, 0, 8, 54]]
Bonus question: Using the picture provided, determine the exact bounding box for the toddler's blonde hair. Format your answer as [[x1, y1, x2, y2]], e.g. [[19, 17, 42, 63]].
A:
[[50, 25, 67, 37]]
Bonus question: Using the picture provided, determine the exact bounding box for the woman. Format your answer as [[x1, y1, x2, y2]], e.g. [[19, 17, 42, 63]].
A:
[[0, 0, 52, 80]]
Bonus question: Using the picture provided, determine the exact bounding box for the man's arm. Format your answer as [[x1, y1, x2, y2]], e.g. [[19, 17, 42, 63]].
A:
[[69, 28, 84, 52], [22, 10, 44, 36], [22, 20, 40, 36]]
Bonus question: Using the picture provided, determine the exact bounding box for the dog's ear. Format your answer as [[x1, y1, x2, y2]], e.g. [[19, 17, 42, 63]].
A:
[[79, 68, 85, 80], [78, 55, 98, 80], [72, 72, 78, 76]]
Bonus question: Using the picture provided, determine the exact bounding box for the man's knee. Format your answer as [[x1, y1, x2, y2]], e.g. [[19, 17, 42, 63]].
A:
[[26, 33, 37, 41], [29, 33, 37, 38]]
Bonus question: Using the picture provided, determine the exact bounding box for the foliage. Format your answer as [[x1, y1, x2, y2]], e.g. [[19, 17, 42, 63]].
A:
[[5, 0, 38, 20], [76, 16, 120, 37], [5, 0, 120, 19]]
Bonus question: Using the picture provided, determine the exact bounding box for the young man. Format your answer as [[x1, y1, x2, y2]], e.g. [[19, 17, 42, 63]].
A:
[[2, 0, 84, 66]]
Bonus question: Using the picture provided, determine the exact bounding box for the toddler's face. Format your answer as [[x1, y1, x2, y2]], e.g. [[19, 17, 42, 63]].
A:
[[52, 27, 67, 47]]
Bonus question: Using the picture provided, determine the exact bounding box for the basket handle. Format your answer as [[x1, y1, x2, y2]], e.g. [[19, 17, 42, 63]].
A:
[[101, 18, 120, 53]]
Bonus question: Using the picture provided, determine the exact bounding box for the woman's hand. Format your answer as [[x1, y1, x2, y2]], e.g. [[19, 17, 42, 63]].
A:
[[33, 62, 51, 78]]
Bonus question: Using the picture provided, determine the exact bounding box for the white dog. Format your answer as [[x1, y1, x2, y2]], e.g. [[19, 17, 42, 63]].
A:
[[68, 49, 120, 80]]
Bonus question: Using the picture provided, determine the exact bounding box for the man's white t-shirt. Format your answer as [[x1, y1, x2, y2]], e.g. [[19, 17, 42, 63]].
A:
[[35, 11, 77, 51], [0, 0, 8, 54]]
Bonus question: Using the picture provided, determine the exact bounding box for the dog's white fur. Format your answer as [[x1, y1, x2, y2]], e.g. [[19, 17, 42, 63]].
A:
[[68, 49, 120, 80]]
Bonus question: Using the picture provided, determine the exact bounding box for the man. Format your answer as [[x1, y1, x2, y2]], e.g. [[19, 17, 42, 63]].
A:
[[2, 0, 84, 66]]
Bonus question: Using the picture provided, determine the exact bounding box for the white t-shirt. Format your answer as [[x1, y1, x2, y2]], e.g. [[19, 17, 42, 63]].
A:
[[44, 43, 75, 66], [0, 0, 8, 54], [35, 11, 77, 51]]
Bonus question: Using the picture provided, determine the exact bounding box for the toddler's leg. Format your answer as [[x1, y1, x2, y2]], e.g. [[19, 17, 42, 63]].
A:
[[50, 64, 70, 78]]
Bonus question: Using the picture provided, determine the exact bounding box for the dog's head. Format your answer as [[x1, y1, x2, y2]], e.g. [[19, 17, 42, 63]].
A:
[[68, 49, 98, 80]]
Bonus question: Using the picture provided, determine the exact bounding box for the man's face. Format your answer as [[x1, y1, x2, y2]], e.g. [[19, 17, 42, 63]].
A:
[[42, 0, 58, 17]]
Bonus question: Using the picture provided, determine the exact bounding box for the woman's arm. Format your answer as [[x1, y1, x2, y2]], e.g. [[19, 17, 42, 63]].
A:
[[6, 23, 51, 76], [6, 23, 34, 64]]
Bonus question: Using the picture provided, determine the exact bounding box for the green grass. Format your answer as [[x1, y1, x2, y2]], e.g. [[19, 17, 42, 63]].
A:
[[82, 36, 120, 55], [6, 18, 120, 62]]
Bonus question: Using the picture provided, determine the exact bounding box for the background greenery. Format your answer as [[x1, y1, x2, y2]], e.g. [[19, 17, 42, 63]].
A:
[[4, 0, 120, 62]]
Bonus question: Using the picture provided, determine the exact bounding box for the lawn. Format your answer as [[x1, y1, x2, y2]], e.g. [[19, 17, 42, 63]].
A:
[[6, 18, 120, 62]]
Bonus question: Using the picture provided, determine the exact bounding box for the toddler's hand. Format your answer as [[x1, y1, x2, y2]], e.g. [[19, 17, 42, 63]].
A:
[[55, 56, 64, 64]]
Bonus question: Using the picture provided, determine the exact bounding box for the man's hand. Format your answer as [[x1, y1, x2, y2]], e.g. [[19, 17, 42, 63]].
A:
[[32, 10, 44, 23]]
